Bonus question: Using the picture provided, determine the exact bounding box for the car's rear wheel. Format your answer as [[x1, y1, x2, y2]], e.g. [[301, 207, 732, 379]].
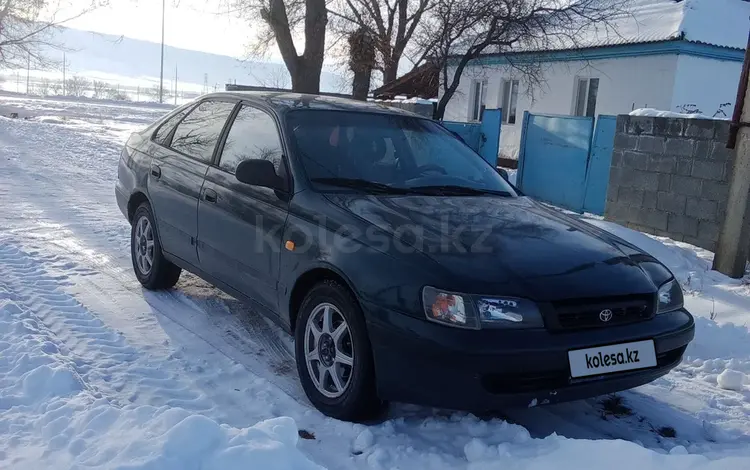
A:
[[295, 280, 382, 421], [131, 203, 181, 290]]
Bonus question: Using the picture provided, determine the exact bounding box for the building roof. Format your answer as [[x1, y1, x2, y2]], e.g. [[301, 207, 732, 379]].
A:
[[471, 0, 750, 56], [371, 63, 439, 99], [583, 0, 750, 50]]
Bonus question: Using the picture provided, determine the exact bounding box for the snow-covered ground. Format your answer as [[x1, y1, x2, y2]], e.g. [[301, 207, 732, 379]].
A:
[[2, 95, 750, 469]]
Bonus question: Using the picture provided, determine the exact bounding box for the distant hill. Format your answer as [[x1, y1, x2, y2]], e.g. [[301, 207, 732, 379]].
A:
[[31, 26, 346, 93]]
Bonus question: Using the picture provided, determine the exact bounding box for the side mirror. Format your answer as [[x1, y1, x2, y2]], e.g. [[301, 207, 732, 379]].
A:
[[236, 159, 286, 191], [496, 167, 509, 181]]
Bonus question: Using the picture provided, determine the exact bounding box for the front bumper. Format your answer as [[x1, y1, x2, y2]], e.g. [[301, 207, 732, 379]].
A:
[[365, 302, 694, 411]]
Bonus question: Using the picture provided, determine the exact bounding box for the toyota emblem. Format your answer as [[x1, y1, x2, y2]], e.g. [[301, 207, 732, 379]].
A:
[[599, 309, 613, 322]]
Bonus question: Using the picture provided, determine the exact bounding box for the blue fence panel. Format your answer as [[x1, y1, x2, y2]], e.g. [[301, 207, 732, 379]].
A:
[[583, 115, 617, 215], [517, 112, 594, 212], [442, 121, 482, 152], [478, 109, 502, 166]]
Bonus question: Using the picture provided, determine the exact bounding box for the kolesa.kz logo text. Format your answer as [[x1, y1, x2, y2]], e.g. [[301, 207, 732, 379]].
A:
[[585, 348, 640, 369]]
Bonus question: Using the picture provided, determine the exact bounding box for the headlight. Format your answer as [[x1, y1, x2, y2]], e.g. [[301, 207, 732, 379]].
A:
[[422, 287, 479, 329], [476, 297, 544, 328], [657, 279, 683, 314], [422, 287, 544, 329]]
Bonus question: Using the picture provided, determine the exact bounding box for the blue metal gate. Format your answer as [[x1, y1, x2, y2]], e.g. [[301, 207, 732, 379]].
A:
[[517, 112, 594, 212], [583, 115, 617, 214], [517, 112, 616, 214], [442, 108, 502, 166]]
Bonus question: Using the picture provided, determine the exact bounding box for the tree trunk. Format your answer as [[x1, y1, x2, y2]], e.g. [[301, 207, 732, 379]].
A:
[[351, 67, 372, 100], [435, 55, 472, 119], [349, 27, 375, 100], [290, 60, 323, 94], [382, 58, 399, 85], [264, 0, 326, 95], [435, 95, 449, 120]]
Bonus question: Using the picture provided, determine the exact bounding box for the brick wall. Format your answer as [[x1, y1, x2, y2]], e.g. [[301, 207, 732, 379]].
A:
[[605, 115, 734, 251]]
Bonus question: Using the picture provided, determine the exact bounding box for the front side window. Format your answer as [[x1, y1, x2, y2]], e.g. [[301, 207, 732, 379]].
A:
[[501, 79, 519, 124], [574, 78, 599, 117], [286, 110, 517, 196], [219, 105, 284, 174], [170, 100, 236, 162]]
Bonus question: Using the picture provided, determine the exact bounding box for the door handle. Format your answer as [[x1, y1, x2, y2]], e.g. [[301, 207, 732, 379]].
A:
[[204, 188, 217, 203], [151, 165, 161, 179]]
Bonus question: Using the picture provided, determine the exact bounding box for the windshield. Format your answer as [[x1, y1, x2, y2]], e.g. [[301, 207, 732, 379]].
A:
[[285, 110, 517, 196]]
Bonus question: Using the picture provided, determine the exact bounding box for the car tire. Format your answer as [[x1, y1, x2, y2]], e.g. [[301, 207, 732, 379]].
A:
[[130, 202, 181, 290], [295, 280, 382, 422]]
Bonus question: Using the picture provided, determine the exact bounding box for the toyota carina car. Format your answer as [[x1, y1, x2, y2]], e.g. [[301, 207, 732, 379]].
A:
[[115, 92, 695, 421]]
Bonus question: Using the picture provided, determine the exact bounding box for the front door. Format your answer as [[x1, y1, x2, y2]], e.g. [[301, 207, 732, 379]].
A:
[[147, 99, 237, 266], [197, 104, 290, 312]]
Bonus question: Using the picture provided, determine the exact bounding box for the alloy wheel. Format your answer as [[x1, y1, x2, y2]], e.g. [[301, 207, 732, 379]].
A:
[[133, 215, 155, 276], [303, 302, 355, 398]]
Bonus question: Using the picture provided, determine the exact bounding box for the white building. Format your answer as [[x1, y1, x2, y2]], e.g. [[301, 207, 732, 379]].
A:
[[440, 0, 749, 161]]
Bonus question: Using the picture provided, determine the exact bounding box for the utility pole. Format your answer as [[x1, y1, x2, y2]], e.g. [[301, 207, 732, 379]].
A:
[[174, 65, 178, 105], [26, 53, 30, 94], [158, 0, 166, 104], [714, 30, 750, 277], [62, 52, 66, 96]]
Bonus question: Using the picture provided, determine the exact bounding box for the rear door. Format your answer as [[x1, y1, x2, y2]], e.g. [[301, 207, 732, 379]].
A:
[[148, 99, 237, 266], [197, 103, 290, 312]]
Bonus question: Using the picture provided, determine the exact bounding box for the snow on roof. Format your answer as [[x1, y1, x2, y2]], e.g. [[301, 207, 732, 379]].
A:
[[573, 0, 750, 50], [629, 107, 726, 119], [480, 0, 750, 55]]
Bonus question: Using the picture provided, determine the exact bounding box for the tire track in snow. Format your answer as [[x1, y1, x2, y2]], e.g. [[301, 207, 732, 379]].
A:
[[0, 243, 214, 412]]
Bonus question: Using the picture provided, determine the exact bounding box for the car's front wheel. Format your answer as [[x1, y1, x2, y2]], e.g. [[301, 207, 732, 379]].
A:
[[295, 280, 382, 421], [130, 202, 181, 290]]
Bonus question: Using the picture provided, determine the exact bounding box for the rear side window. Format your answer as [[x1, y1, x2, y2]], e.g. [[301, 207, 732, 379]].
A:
[[170, 100, 236, 162], [218, 105, 284, 174], [153, 108, 190, 145]]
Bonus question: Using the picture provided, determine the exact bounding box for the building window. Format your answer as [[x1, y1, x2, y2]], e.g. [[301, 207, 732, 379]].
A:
[[574, 77, 599, 117], [501, 79, 519, 124], [470, 80, 486, 121]]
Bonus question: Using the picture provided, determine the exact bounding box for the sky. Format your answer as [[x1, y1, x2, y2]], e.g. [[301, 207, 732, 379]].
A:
[[59, 0, 277, 60]]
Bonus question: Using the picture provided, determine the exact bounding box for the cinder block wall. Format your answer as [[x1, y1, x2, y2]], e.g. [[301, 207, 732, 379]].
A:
[[605, 115, 734, 251]]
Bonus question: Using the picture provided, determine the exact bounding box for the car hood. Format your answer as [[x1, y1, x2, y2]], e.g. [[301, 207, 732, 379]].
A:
[[325, 193, 662, 301]]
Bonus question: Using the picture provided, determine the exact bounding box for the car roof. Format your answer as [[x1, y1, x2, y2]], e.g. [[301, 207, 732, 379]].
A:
[[199, 91, 424, 117]]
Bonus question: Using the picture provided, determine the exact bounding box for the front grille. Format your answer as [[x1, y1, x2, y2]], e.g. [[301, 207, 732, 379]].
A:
[[552, 294, 655, 330]]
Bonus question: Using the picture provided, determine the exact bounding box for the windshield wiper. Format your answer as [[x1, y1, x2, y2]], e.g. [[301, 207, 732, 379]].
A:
[[409, 185, 513, 197], [311, 177, 414, 195]]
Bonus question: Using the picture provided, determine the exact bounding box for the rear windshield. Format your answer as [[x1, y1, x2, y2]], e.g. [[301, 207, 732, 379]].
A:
[[285, 110, 516, 195]]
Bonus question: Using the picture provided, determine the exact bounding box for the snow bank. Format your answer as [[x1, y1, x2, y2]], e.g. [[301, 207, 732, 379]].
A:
[[629, 108, 723, 120], [465, 436, 749, 469], [0, 299, 323, 470], [717, 369, 746, 391]]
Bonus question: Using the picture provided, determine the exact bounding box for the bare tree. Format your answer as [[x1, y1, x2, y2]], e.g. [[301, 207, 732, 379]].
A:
[[146, 84, 170, 102], [416, 0, 629, 119], [105, 85, 129, 101], [0, 0, 107, 70], [92, 80, 109, 99], [49, 79, 63, 95], [330, 0, 432, 85], [249, 65, 292, 89], [33, 77, 52, 95], [225, 0, 328, 93], [65, 75, 90, 97]]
